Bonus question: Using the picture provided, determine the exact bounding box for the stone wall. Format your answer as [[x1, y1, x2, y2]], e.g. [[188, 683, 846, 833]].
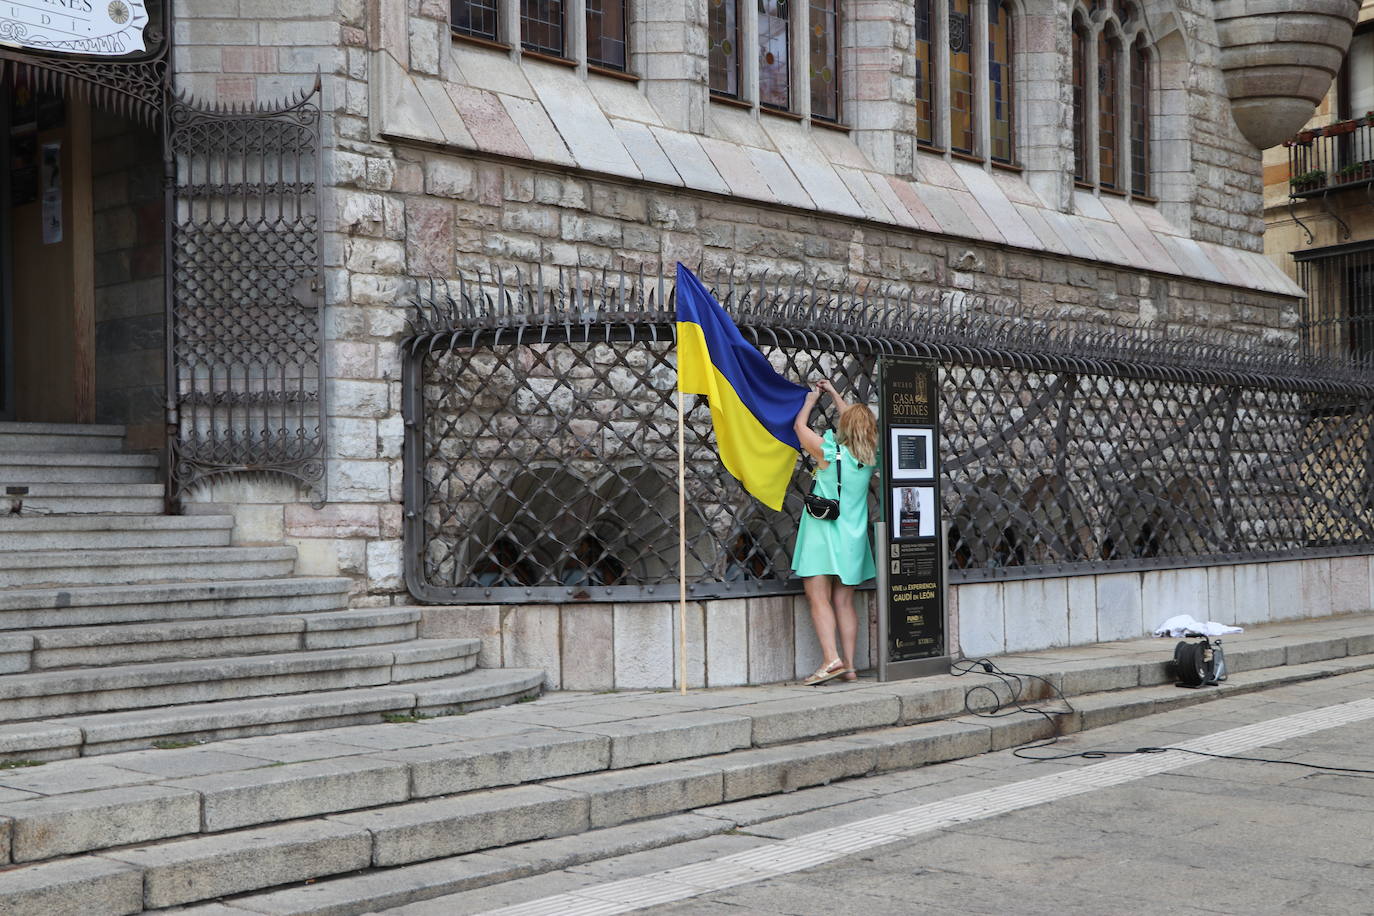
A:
[[91, 112, 164, 451]]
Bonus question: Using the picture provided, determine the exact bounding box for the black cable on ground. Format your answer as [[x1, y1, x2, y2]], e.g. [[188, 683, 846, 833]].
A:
[[951, 656, 1374, 776]]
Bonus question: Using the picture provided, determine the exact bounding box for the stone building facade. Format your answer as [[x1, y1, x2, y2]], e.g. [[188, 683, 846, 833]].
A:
[[7, 0, 1365, 689]]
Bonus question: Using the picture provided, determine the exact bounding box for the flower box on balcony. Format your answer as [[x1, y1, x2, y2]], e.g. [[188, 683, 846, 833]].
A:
[[1290, 170, 1327, 194], [1339, 161, 1374, 184]]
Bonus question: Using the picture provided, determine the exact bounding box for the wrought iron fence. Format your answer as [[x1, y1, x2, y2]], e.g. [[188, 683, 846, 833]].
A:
[[166, 82, 326, 504], [402, 269, 1374, 603]]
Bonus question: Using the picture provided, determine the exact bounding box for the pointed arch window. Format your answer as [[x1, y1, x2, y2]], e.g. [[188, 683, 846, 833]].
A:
[[948, 0, 976, 155], [810, 0, 840, 121], [1071, 4, 1152, 197], [759, 0, 791, 110]]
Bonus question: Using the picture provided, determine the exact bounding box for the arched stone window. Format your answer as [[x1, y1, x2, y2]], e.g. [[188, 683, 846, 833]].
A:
[[915, 0, 936, 147], [759, 0, 792, 109], [810, 0, 841, 122], [1072, 1, 1151, 197]]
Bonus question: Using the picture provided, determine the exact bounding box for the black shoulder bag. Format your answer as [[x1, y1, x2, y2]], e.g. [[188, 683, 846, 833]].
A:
[[803, 454, 842, 521]]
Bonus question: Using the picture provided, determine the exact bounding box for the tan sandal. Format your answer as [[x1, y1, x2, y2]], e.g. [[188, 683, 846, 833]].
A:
[[803, 658, 846, 686], [840, 668, 858, 682]]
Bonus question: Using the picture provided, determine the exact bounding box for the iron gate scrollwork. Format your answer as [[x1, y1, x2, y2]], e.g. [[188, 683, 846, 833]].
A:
[[166, 81, 326, 504], [402, 269, 1374, 604]]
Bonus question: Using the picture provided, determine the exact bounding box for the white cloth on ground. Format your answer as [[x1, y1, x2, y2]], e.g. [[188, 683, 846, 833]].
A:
[[1152, 614, 1243, 638]]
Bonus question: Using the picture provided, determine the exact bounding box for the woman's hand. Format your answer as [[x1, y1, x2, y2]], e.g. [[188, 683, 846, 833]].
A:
[[816, 379, 836, 396], [815, 379, 848, 412]]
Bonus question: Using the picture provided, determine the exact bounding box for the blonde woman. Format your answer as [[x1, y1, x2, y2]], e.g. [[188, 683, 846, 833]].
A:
[[792, 379, 878, 686]]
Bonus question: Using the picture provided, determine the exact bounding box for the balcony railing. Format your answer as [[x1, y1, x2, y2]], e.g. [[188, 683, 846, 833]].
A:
[[1294, 240, 1374, 362], [1285, 116, 1374, 196]]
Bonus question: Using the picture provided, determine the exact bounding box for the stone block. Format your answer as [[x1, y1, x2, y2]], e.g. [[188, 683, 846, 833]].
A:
[[746, 596, 795, 684], [329, 784, 588, 867], [868, 679, 965, 724], [387, 731, 609, 798], [738, 691, 901, 746], [1232, 564, 1271, 625], [1065, 693, 1159, 732], [711, 740, 876, 801], [547, 762, 723, 828], [1221, 643, 1286, 674], [0, 858, 142, 916], [793, 595, 824, 680], [501, 605, 562, 689], [672, 600, 707, 690], [839, 720, 993, 771], [560, 604, 615, 691], [1095, 573, 1143, 642], [1300, 558, 1333, 618], [418, 605, 501, 667], [5, 784, 199, 861], [704, 598, 748, 687], [1067, 575, 1097, 646], [566, 711, 752, 768], [1206, 565, 1237, 626], [1142, 568, 1209, 627], [956, 583, 1004, 658], [613, 602, 673, 689], [168, 756, 409, 832], [106, 820, 372, 909], [1002, 578, 1069, 653], [1056, 660, 1142, 695], [1329, 556, 1370, 615], [1266, 561, 1303, 621]]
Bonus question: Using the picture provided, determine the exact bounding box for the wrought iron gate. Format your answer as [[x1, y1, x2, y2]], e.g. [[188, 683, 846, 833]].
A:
[[165, 83, 326, 504]]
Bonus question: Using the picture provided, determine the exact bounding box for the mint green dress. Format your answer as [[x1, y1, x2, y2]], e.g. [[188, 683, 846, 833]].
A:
[[791, 430, 877, 585]]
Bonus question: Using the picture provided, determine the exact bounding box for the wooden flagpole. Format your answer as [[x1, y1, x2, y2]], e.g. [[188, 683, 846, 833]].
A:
[[677, 389, 688, 695]]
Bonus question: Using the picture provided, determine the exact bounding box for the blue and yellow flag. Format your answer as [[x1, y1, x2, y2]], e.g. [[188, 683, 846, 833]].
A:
[[676, 264, 809, 510]]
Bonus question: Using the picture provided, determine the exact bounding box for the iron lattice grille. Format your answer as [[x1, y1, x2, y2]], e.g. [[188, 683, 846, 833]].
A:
[[403, 271, 1374, 603], [167, 83, 325, 503]]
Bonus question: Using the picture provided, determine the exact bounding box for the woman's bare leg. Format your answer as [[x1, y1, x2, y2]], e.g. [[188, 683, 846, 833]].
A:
[[832, 582, 858, 671], [804, 575, 842, 665]]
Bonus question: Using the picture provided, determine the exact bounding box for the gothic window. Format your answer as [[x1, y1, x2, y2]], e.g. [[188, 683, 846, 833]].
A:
[[1072, 17, 1087, 182], [452, 0, 500, 42], [915, 0, 935, 146], [1098, 31, 1120, 190], [521, 0, 566, 56], [948, 0, 975, 155], [1072, 3, 1151, 197], [989, 0, 1014, 164], [710, 0, 742, 97], [1130, 37, 1150, 196], [809, 0, 840, 121], [587, 0, 628, 70], [759, 0, 791, 110]]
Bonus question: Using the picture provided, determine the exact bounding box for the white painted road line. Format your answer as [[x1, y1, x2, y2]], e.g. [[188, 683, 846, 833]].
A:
[[477, 697, 1374, 916]]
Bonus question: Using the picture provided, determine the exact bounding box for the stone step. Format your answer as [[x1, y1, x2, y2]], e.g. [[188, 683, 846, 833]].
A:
[[0, 667, 545, 758], [0, 577, 352, 630], [0, 515, 234, 552], [1, 482, 166, 515], [0, 422, 127, 453], [10, 653, 1371, 915], [0, 545, 298, 588], [0, 628, 1369, 914], [0, 639, 481, 722], [0, 451, 159, 484], [17, 608, 422, 671]]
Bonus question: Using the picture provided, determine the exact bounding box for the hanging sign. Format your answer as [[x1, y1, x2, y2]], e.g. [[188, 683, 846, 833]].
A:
[[875, 356, 950, 680], [0, 1, 148, 57]]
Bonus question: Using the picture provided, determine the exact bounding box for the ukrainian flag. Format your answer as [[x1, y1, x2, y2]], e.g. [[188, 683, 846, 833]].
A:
[[676, 264, 809, 510]]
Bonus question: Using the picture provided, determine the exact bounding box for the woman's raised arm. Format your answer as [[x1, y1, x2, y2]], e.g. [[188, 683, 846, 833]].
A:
[[794, 389, 827, 463]]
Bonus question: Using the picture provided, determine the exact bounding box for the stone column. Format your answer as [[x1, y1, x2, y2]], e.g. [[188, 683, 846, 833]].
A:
[[846, 0, 917, 177], [639, 0, 710, 132]]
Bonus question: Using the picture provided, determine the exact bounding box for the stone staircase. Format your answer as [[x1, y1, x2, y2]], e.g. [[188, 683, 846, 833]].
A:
[[0, 422, 542, 760]]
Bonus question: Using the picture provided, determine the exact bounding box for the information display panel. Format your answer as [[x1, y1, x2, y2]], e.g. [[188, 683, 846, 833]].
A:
[[876, 357, 949, 680]]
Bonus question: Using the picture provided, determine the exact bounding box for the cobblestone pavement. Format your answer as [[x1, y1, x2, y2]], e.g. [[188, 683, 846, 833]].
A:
[[401, 668, 1374, 915]]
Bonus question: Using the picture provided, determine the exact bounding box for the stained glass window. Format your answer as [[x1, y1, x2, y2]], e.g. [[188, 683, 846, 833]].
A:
[[809, 0, 839, 121], [759, 0, 791, 110], [587, 0, 628, 70], [948, 0, 974, 155], [452, 0, 500, 41], [989, 0, 1013, 164], [710, 0, 741, 96], [1072, 18, 1087, 183], [521, 0, 565, 56], [1130, 37, 1149, 195], [1098, 33, 1120, 190], [914, 0, 934, 146]]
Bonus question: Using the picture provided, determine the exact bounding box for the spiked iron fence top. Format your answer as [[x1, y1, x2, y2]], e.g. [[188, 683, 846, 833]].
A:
[[402, 268, 1374, 604]]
